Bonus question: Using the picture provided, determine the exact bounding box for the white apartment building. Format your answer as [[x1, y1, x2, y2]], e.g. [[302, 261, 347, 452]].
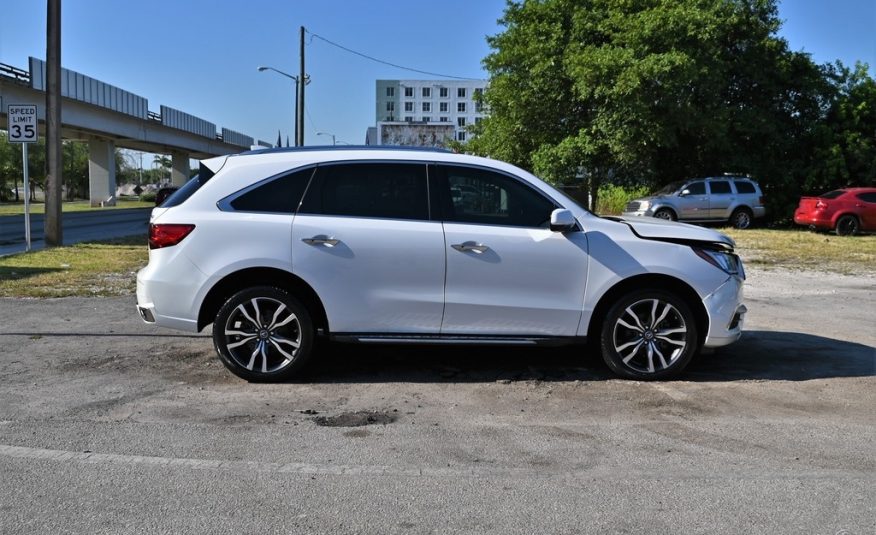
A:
[[372, 79, 487, 144]]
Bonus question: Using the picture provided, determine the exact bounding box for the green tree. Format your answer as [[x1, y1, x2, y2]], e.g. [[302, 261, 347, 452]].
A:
[[804, 62, 876, 193], [468, 0, 831, 214]]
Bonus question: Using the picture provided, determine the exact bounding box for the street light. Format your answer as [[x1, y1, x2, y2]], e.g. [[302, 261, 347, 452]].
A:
[[317, 132, 336, 146], [257, 66, 310, 147]]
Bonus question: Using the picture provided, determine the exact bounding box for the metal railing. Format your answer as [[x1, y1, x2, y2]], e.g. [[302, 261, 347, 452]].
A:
[[0, 62, 30, 84]]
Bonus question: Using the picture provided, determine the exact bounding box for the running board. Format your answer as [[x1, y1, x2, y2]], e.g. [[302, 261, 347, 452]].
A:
[[330, 334, 585, 347]]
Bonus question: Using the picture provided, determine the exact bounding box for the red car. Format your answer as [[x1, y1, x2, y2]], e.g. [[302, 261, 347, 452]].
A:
[[794, 187, 876, 235]]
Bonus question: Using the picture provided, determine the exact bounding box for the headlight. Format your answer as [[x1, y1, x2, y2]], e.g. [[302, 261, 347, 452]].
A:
[[638, 200, 651, 210], [694, 247, 744, 278]]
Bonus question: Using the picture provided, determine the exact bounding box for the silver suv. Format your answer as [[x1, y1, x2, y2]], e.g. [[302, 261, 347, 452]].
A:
[[623, 177, 766, 229]]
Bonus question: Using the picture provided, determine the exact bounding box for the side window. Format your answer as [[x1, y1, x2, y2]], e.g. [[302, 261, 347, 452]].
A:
[[229, 167, 314, 213], [857, 192, 876, 203], [734, 181, 756, 194], [439, 165, 556, 228], [300, 163, 429, 221], [709, 181, 732, 195], [686, 182, 706, 195]]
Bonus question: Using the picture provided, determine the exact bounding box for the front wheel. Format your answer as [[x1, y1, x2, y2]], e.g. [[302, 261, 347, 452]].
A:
[[213, 286, 315, 382], [653, 208, 676, 221], [600, 290, 699, 380]]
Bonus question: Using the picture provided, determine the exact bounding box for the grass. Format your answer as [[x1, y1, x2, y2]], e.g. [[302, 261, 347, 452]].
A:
[[0, 227, 872, 299], [723, 227, 876, 275], [0, 198, 153, 216], [0, 235, 148, 297]]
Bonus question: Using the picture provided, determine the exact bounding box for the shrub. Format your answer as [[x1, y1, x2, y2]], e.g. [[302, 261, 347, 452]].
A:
[[139, 191, 156, 203], [596, 184, 650, 215]]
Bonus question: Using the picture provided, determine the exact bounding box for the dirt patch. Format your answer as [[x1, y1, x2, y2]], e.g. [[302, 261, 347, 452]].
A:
[[311, 410, 397, 427]]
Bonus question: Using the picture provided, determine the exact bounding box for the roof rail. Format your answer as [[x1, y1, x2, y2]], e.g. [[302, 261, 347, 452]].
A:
[[237, 145, 453, 156]]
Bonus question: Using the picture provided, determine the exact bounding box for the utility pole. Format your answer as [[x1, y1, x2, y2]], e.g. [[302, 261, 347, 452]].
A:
[[44, 0, 63, 246], [297, 26, 305, 147]]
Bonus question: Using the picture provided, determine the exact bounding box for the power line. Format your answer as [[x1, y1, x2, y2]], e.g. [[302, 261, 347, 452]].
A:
[[306, 30, 483, 81]]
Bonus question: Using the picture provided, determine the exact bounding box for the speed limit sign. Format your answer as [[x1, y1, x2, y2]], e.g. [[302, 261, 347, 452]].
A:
[[7, 104, 38, 143]]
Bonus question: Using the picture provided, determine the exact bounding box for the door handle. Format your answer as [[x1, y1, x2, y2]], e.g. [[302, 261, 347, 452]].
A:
[[451, 241, 489, 254], [302, 235, 339, 247]]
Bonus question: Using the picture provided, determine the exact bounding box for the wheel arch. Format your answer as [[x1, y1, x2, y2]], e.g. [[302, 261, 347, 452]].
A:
[[197, 267, 329, 334], [651, 205, 678, 218], [586, 273, 708, 346]]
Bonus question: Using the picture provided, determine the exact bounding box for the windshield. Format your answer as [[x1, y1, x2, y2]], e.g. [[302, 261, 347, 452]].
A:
[[652, 180, 686, 196]]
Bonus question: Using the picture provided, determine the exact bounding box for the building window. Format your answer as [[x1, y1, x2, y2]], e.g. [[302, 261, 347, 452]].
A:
[[440, 117, 449, 122], [457, 131, 466, 142], [457, 102, 466, 113], [440, 87, 449, 98], [457, 87, 467, 98], [475, 102, 483, 113], [474, 88, 483, 97], [404, 116, 413, 122], [386, 101, 395, 112], [386, 86, 395, 97], [422, 116, 431, 123], [404, 87, 413, 97], [404, 102, 413, 112], [439, 102, 448, 112], [422, 102, 431, 112], [457, 117, 466, 127], [422, 87, 431, 98], [475, 117, 483, 125]]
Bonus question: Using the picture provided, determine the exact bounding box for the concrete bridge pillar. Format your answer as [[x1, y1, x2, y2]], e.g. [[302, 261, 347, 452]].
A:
[[88, 138, 117, 207], [171, 152, 190, 187]]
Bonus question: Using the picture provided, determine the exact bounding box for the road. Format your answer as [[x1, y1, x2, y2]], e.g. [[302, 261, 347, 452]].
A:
[[0, 267, 873, 534], [0, 208, 151, 256]]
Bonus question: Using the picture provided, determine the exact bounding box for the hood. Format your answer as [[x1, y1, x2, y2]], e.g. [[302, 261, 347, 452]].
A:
[[613, 216, 736, 249]]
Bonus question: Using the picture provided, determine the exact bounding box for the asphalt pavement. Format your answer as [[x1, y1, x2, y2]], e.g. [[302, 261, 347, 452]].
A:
[[0, 267, 873, 534], [0, 207, 151, 256]]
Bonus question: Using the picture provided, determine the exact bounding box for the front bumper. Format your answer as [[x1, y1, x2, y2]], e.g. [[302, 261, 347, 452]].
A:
[[702, 275, 746, 348]]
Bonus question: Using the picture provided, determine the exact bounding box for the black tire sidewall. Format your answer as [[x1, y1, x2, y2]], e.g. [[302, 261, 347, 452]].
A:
[[654, 208, 676, 221], [600, 290, 699, 380], [212, 286, 314, 382]]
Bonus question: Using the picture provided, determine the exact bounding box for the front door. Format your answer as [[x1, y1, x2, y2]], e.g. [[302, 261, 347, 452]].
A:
[[678, 181, 709, 219], [435, 164, 589, 336]]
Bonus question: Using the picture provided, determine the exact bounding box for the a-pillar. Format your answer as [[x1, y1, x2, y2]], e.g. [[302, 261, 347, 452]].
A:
[[88, 138, 117, 207], [171, 152, 190, 187]]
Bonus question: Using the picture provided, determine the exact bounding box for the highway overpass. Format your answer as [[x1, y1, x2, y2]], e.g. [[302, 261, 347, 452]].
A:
[[0, 58, 270, 205]]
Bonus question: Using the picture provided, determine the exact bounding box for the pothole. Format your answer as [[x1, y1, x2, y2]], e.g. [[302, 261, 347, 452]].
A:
[[310, 410, 397, 427]]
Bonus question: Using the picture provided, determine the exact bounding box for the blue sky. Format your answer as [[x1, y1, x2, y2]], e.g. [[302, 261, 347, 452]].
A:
[[1, 0, 873, 154]]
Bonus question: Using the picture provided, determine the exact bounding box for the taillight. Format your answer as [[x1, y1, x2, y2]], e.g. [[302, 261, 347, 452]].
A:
[[149, 224, 195, 249], [758, 196, 765, 206]]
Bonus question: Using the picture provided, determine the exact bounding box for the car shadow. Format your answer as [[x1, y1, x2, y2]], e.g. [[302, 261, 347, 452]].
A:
[[300, 330, 875, 383]]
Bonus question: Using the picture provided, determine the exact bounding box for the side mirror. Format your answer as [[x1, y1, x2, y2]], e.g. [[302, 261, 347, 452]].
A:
[[550, 208, 577, 232], [679, 189, 691, 197]]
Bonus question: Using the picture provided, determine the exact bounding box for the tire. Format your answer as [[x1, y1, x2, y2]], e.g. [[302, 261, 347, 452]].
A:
[[835, 215, 859, 236], [653, 208, 676, 221], [212, 286, 315, 382], [600, 290, 699, 380], [730, 208, 753, 229]]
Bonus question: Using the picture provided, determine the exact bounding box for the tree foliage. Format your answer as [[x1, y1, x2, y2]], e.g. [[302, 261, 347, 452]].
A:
[[468, 0, 875, 216]]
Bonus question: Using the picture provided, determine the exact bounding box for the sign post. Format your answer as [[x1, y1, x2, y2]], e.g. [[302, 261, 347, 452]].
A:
[[7, 104, 38, 252]]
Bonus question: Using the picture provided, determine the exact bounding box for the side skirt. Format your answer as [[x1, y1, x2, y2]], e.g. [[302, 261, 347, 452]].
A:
[[330, 333, 586, 347]]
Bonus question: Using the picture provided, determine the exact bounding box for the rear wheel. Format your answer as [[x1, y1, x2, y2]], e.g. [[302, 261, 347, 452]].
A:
[[653, 208, 676, 221], [600, 290, 699, 380], [730, 207, 753, 229], [835, 215, 859, 236], [212, 286, 314, 382]]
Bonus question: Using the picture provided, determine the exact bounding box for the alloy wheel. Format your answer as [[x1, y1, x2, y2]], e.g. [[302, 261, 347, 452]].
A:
[[611, 298, 688, 374], [223, 297, 302, 373]]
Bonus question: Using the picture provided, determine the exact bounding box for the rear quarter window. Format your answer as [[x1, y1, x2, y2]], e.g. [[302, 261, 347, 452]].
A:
[[733, 181, 756, 194], [857, 192, 876, 203], [229, 167, 315, 213]]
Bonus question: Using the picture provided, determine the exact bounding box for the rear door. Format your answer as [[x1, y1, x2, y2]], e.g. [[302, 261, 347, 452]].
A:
[[291, 162, 445, 334], [436, 164, 589, 336], [707, 180, 734, 219]]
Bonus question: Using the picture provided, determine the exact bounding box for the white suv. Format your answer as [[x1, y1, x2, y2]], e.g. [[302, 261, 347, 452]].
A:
[[137, 147, 746, 381]]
